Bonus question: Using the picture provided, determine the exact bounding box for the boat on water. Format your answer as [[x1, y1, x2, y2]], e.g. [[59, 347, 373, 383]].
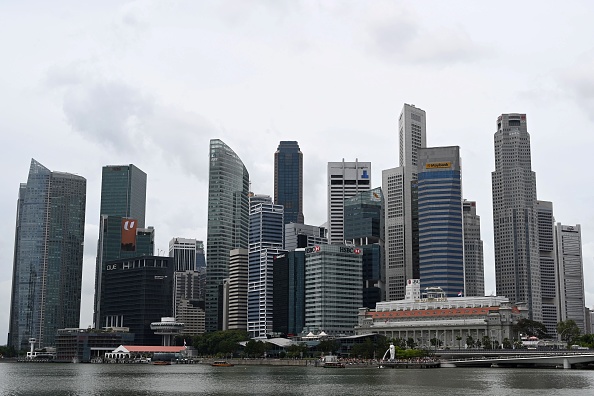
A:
[[152, 361, 171, 366], [322, 355, 345, 368], [211, 361, 234, 367]]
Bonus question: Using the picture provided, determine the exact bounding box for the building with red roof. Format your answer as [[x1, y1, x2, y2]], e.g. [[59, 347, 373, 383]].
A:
[[355, 280, 528, 348]]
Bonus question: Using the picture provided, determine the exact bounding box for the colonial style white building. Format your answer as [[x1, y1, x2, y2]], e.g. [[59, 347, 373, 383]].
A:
[[355, 279, 527, 348]]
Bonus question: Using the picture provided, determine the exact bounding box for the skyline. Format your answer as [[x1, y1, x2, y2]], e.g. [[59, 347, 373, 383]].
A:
[[2, 1, 594, 342]]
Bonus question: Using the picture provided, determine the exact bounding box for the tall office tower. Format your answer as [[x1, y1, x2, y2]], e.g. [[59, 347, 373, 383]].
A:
[[536, 201, 559, 336], [304, 244, 362, 336], [555, 224, 586, 333], [173, 270, 203, 335], [463, 200, 485, 297], [225, 248, 248, 331], [492, 113, 541, 321], [327, 160, 371, 245], [99, 256, 173, 345], [417, 147, 464, 297], [344, 187, 385, 308], [94, 164, 149, 328], [274, 141, 304, 225], [273, 250, 306, 337], [169, 238, 205, 271], [206, 139, 250, 332], [170, 237, 206, 335], [383, 104, 426, 301], [248, 201, 285, 338], [284, 223, 327, 251], [8, 159, 86, 350], [100, 164, 147, 227]]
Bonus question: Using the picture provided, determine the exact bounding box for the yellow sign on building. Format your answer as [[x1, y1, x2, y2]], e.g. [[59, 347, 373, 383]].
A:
[[425, 162, 451, 169]]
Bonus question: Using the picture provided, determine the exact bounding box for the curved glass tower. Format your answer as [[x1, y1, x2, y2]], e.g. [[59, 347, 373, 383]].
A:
[[205, 139, 250, 331]]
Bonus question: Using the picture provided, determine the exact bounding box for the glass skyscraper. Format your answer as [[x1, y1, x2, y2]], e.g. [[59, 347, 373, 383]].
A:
[[247, 198, 285, 338], [9, 159, 86, 350], [344, 187, 385, 308], [417, 146, 464, 298], [205, 139, 250, 332], [100, 164, 147, 227], [274, 141, 304, 224], [94, 164, 149, 328]]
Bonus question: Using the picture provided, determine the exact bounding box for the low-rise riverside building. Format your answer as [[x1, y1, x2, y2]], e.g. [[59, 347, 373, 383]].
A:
[[355, 279, 528, 348]]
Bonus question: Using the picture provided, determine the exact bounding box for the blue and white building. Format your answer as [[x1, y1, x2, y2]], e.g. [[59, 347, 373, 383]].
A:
[[417, 146, 464, 297], [248, 196, 285, 338]]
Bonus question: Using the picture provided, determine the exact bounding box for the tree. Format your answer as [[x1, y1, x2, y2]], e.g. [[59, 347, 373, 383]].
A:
[[482, 336, 492, 349], [406, 337, 417, 349], [430, 338, 442, 349], [513, 319, 548, 339], [557, 320, 581, 347], [318, 340, 340, 354], [244, 340, 267, 358], [465, 335, 474, 348], [502, 338, 512, 349]]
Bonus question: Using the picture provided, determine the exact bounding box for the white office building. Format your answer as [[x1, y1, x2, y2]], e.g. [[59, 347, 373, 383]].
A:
[[327, 160, 371, 245], [555, 224, 586, 333]]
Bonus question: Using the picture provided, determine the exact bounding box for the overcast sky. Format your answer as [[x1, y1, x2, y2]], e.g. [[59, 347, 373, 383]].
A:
[[2, 1, 594, 342]]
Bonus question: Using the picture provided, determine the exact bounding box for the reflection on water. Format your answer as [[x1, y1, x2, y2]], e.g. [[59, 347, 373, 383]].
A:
[[1, 363, 593, 396]]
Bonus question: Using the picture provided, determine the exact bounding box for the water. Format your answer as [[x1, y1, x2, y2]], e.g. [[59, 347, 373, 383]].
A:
[[1, 363, 593, 396]]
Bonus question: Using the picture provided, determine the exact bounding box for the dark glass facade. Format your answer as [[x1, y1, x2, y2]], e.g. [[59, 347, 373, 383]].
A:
[[9, 159, 86, 350], [274, 141, 304, 224], [99, 256, 173, 346], [100, 165, 147, 227], [273, 250, 305, 336], [94, 217, 154, 327], [206, 139, 250, 332], [94, 164, 148, 329], [343, 187, 384, 308]]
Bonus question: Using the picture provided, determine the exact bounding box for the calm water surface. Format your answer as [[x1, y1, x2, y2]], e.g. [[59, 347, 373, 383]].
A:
[[1, 362, 593, 396]]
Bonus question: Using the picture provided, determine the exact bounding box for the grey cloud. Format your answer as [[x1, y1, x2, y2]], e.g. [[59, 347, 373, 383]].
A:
[[559, 52, 594, 120], [62, 80, 154, 150], [367, 11, 485, 65]]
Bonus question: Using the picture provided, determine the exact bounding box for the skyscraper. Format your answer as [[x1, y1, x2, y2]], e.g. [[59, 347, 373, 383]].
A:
[[248, 197, 285, 338], [492, 113, 541, 321], [383, 104, 426, 301], [274, 141, 304, 224], [94, 164, 150, 328], [555, 224, 586, 333], [273, 249, 306, 337], [304, 244, 362, 336], [463, 200, 485, 297], [327, 159, 371, 245], [169, 238, 206, 335], [205, 139, 250, 332], [8, 159, 86, 350], [417, 146, 464, 297], [344, 187, 385, 308], [99, 164, 147, 227], [536, 200, 558, 336], [226, 248, 248, 331]]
